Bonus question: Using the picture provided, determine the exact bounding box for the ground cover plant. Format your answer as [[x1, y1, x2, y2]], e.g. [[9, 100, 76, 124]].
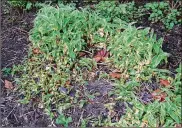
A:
[[144, 1, 181, 29], [1, 0, 182, 127]]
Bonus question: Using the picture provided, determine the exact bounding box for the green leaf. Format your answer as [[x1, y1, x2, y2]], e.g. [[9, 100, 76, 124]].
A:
[[153, 43, 160, 54], [160, 104, 166, 125], [151, 52, 168, 68], [26, 2, 32, 10], [169, 110, 180, 123]]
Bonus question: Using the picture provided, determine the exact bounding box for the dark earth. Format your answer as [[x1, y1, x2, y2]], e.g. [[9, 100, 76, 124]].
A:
[[1, 0, 181, 127]]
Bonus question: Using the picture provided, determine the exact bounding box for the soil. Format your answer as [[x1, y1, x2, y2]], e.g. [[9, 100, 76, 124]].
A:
[[1, 0, 181, 127], [1, 1, 52, 127], [63, 80, 127, 127]]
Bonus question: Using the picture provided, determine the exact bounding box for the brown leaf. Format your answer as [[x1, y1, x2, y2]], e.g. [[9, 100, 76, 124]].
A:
[[151, 89, 167, 102], [4, 80, 14, 89], [109, 72, 121, 79], [32, 48, 42, 54], [79, 52, 86, 57], [160, 79, 170, 87], [93, 49, 109, 62], [93, 55, 102, 62], [97, 49, 109, 57]]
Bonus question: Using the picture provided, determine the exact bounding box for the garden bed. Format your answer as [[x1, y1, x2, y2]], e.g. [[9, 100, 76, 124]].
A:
[[1, 0, 181, 127]]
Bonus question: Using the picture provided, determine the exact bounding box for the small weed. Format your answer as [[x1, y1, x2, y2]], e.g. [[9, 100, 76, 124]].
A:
[[1, 67, 11, 77], [56, 114, 72, 127]]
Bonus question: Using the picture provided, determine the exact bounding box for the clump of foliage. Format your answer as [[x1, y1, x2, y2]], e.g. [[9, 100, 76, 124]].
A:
[[91, 1, 144, 23], [7, 0, 43, 10], [11, 1, 181, 127], [7, 0, 27, 8], [108, 24, 168, 80], [145, 2, 181, 29], [13, 3, 125, 126]]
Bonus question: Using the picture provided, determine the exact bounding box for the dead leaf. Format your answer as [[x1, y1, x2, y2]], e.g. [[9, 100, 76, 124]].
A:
[[93, 49, 109, 62], [109, 72, 121, 79], [151, 89, 167, 102], [79, 52, 86, 57], [32, 48, 42, 54], [4, 80, 14, 89], [160, 79, 170, 87], [93, 55, 102, 62]]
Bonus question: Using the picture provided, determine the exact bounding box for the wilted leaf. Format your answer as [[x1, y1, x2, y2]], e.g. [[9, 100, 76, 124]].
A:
[[160, 79, 170, 87], [4, 80, 14, 89], [109, 72, 121, 79]]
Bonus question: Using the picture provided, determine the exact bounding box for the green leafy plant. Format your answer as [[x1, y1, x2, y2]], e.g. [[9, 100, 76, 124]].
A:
[[145, 2, 181, 29], [13, 3, 124, 124], [11, 1, 181, 127], [7, 0, 27, 8], [1, 67, 11, 77], [90, 1, 144, 23], [108, 24, 168, 80], [56, 114, 72, 127], [7, 0, 43, 10]]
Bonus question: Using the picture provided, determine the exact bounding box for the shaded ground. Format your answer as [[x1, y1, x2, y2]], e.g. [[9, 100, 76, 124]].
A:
[[63, 80, 128, 127], [1, 2, 52, 127], [1, 1, 181, 127]]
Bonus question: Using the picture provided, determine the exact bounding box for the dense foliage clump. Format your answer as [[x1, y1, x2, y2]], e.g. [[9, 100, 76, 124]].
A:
[[10, 1, 181, 127]]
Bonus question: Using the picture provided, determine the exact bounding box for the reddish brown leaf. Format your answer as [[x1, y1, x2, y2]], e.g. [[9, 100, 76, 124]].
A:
[[93, 55, 102, 62], [93, 49, 109, 62], [97, 49, 109, 57], [32, 48, 42, 54], [160, 79, 170, 87], [109, 72, 121, 79], [4, 80, 14, 90], [79, 52, 86, 57], [152, 89, 167, 102]]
